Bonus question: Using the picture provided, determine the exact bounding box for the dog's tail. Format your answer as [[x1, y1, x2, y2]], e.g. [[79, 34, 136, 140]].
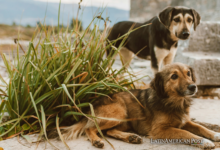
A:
[[62, 118, 87, 140], [48, 118, 88, 140]]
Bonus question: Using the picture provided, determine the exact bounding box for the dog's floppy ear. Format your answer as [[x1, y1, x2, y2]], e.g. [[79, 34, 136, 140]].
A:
[[150, 72, 166, 97], [191, 9, 201, 30], [158, 6, 174, 28], [189, 67, 196, 82]]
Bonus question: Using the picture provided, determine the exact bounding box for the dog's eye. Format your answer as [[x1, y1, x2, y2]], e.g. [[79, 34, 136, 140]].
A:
[[174, 18, 180, 22], [187, 18, 192, 22], [171, 74, 178, 80], [187, 71, 191, 76]]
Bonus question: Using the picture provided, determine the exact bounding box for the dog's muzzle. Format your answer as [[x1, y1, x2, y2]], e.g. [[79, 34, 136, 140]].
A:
[[185, 84, 197, 96], [188, 84, 196, 91], [181, 31, 190, 39]]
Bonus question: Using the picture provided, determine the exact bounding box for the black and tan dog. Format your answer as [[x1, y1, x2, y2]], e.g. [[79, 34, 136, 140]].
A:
[[106, 6, 200, 74], [62, 63, 220, 149]]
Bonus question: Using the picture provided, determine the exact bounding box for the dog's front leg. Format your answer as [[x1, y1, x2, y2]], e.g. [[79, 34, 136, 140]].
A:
[[163, 44, 177, 66], [150, 127, 215, 149], [151, 46, 169, 74], [182, 121, 220, 142]]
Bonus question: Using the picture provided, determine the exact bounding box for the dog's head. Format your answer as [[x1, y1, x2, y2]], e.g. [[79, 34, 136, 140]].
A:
[[159, 6, 201, 40], [150, 63, 197, 98]]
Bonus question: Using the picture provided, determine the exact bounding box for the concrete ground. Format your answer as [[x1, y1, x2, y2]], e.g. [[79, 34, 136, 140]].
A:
[[190, 99, 220, 125], [1, 98, 220, 150]]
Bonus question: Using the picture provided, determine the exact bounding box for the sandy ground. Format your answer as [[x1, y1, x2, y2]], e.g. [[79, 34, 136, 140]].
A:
[[0, 39, 220, 150], [0, 98, 220, 150], [0, 134, 202, 150]]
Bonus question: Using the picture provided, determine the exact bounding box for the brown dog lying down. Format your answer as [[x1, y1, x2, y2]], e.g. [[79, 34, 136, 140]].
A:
[[62, 63, 220, 149]]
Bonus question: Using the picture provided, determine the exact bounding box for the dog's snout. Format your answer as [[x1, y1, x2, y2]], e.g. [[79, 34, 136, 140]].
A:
[[182, 31, 190, 38], [187, 84, 196, 91]]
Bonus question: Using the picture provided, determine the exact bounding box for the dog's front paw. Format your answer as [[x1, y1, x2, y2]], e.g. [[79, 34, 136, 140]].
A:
[[93, 140, 104, 148], [128, 135, 142, 144], [199, 138, 215, 149], [213, 133, 220, 142]]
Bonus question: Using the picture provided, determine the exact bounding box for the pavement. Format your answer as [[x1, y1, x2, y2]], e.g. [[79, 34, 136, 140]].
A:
[[190, 99, 220, 125]]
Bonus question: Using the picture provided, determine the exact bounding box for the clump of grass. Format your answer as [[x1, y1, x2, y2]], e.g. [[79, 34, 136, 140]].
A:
[[0, 2, 146, 149]]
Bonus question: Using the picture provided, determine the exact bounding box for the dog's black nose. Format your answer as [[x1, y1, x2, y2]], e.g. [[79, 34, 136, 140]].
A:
[[187, 84, 196, 91], [182, 31, 190, 38]]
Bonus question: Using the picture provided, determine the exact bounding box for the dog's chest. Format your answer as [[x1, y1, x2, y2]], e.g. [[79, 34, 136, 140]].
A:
[[154, 44, 177, 59], [170, 44, 177, 54], [166, 113, 190, 129]]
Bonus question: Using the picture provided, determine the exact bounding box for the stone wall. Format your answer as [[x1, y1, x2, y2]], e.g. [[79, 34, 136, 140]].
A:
[[130, 0, 220, 22], [188, 22, 220, 52], [173, 22, 220, 86]]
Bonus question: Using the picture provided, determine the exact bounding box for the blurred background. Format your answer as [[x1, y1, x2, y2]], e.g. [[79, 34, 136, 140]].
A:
[[130, 0, 220, 22], [1, 0, 220, 40], [0, 0, 129, 40]]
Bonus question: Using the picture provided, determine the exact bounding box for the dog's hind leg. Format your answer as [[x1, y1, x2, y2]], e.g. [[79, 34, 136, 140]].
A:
[[85, 128, 104, 148], [106, 123, 142, 144], [84, 102, 127, 148], [119, 47, 134, 68], [85, 121, 121, 148]]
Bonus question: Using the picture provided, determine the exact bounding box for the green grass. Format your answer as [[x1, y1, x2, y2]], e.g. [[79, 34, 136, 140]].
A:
[[0, 2, 148, 149]]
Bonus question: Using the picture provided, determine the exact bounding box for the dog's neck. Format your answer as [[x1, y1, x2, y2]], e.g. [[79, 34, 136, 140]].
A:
[[169, 31, 179, 42], [159, 26, 179, 48], [147, 89, 192, 115]]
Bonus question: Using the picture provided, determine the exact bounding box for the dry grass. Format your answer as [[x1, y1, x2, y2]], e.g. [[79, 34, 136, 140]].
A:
[[0, 44, 17, 51], [0, 24, 35, 40]]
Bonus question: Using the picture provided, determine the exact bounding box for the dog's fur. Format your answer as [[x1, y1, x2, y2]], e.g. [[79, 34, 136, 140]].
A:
[[106, 6, 201, 74], [62, 63, 220, 149]]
